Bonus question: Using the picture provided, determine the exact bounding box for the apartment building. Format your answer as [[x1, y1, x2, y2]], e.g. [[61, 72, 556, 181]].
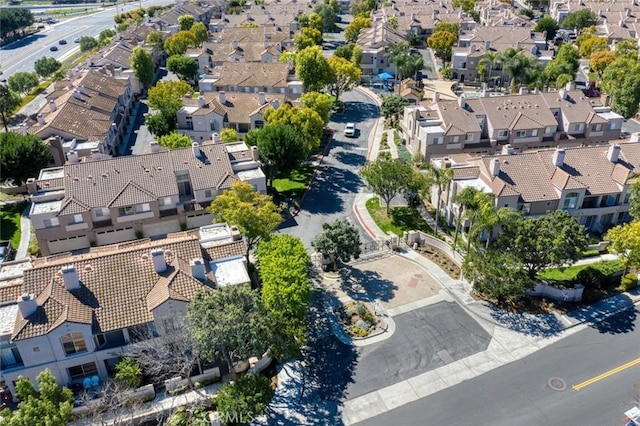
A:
[[177, 91, 287, 140], [209, 9, 301, 34], [198, 61, 303, 98], [26, 69, 135, 158], [0, 227, 249, 398], [26, 140, 266, 256], [431, 142, 639, 235], [550, 0, 640, 29], [356, 19, 407, 77], [401, 87, 624, 160]]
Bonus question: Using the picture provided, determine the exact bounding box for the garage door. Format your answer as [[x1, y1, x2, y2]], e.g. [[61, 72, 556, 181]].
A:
[[47, 235, 90, 254], [142, 220, 180, 238], [186, 214, 213, 229], [96, 227, 136, 246]]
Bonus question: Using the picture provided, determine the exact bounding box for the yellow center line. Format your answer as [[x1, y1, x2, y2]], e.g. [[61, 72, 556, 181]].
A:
[[572, 356, 640, 391]]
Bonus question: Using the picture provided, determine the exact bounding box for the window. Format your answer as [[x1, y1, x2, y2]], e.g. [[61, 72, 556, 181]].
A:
[[497, 130, 508, 137], [254, 120, 264, 129], [451, 136, 460, 143], [1, 339, 23, 369], [61, 333, 87, 356], [516, 130, 526, 138], [185, 116, 194, 131], [609, 122, 618, 130], [563, 192, 579, 210], [95, 208, 110, 217], [118, 206, 135, 216], [210, 120, 219, 131], [95, 334, 106, 348], [573, 123, 584, 132], [624, 193, 631, 204], [531, 129, 538, 137], [433, 136, 443, 145], [464, 134, 473, 141], [583, 215, 595, 228], [136, 203, 151, 213], [44, 218, 60, 228], [204, 189, 213, 198], [70, 214, 83, 224], [159, 197, 172, 206], [67, 362, 97, 381], [520, 203, 531, 215], [545, 126, 554, 135], [591, 123, 602, 132]]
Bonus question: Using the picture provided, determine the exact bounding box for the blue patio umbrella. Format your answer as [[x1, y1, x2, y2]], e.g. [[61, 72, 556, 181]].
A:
[[378, 72, 394, 80]]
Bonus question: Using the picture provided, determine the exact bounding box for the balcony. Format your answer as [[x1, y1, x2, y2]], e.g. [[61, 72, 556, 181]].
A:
[[159, 208, 178, 218], [116, 211, 154, 223], [93, 219, 113, 228], [66, 222, 89, 232]]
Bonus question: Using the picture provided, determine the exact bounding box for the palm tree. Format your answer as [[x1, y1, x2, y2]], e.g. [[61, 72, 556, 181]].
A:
[[398, 53, 425, 82], [478, 51, 500, 88], [474, 205, 521, 249], [464, 191, 494, 253], [452, 186, 481, 251], [385, 41, 410, 80], [499, 47, 526, 93], [425, 164, 454, 237]]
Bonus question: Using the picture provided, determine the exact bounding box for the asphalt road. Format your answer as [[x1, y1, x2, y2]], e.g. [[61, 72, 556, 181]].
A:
[[358, 306, 640, 426], [279, 88, 380, 248], [0, 0, 173, 77]]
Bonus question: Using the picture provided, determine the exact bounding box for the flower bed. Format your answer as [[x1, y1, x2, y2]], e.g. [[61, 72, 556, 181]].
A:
[[415, 245, 461, 279], [336, 301, 380, 338]]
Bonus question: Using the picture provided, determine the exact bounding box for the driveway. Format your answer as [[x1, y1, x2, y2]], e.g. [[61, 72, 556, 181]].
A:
[[346, 302, 491, 399]]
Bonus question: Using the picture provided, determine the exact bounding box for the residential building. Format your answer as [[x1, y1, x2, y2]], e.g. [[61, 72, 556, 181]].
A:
[[356, 19, 407, 78], [198, 61, 303, 98], [475, 0, 532, 27], [550, 0, 640, 30], [0, 226, 249, 398], [432, 142, 640, 236], [401, 87, 624, 160], [26, 69, 135, 157], [177, 91, 287, 139], [209, 8, 301, 34], [153, 2, 214, 33], [26, 140, 265, 256]]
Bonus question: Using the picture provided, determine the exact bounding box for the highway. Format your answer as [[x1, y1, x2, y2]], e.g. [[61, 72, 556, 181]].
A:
[[359, 306, 640, 426], [0, 0, 174, 77]]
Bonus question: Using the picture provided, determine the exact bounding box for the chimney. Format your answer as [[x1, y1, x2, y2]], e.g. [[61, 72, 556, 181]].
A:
[[515, 41, 522, 50], [91, 148, 101, 161], [518, 87, 528, 95], [485, 40, 490, 50], [272, 99, 280, 109], [67, 150, 80, 164], [190, 258, 207, 280], [18, 123, 27, 135], [565, 81, 575, 91], [232, 39, 238, 49], [457, 96, 466, 109], [66, 78, 73, 89], [501, 144, 514, 155], [553, 148, 565, 167], [150, 141, 160, 153], [79, 85, 87, 95], [251, 145, 259, 161], [469, 44, 476, 54], [246, 12, 251, 20], [73, 90, 83, 101], [433, 92, 440, 102], [219, 91, 226, 105], [559, 88, 568, 100], [212, 133, 221, 143], [411, 12, 416, 21], [49, 100, 57, 113], [26, 178, 37, 195], [192, 142, 201, 157], [17, 293, 38, 318], [258, 91, 266, 105], [607, 144, 621, 163], [601, 94, 611, 106], [198, 95, 205, 107], [490, 158, 500, 177], [151, 249, 167, 273], [61, 265, 81, 290], [37, 113, 45, 126]]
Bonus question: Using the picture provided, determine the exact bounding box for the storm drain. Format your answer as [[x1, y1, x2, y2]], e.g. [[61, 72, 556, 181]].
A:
[[548, 377, 567, 391]]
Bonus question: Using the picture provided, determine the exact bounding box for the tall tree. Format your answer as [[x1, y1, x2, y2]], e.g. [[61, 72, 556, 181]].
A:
[[478, 51, 500, 88], [178, 14, 195, 31], [264, 104, 324, 155], [167, 54, 199, 82], [256, 124, 305, 188], [216, 375, 274, 424], [629, 180, 640, 219], [0, 84, 21, 132], [130, 46, 155, 87], [381, 95, 409, 125], [0, 369, 73, 426], [606, 221, 640, 272], [147, 80, 191, 112], [562, 9, 598, 30], [301, 91, 333, 125], [344, 16, 371, 43], [0, 132, 52, 185], [427, 30, 457, 62], [589, 50, 616, 78], [424, 164, 454, 237], [534, 15, 559, 40], [452, 186, 481, 250], [157, 132, 192, 149], [79, 36, 99, 52], [385, 41, 410, 79], [8, 72, 38, 95], [34, 57, 62, 79], [313, 3, 337, 32], [601, 57, 640, 119], [146, 30, 165, 50], [187, 286, 274, 379], [207, 181, 282, 263], [190, 22, 208, 46], [312, 219, 362, 271], [497, 210, 589, 278], [294, 27, 323, 50], [164, 30, 197, 56], [361, 158, 414, 214], [294, 45, 330, 91], [398, 53, 425, 81], [326, 56, 361, 100], [579, 36, 607, 58]]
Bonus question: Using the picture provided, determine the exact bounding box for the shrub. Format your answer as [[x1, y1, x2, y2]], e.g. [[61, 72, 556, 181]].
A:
[[575, 266, 606, 290], [217, 375, 274, 426], [619, 273, 638, 291], [115, 357, 143, 389], [350, 325, 368, 337]]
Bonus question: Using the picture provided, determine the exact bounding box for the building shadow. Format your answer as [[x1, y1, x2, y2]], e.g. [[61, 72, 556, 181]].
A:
[[339, 266, 398, 303], [567, 293, 638, 335], [487, 304, 564, 337]]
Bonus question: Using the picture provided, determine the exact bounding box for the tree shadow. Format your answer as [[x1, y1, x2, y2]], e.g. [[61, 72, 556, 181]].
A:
[[301, 166, 364, 215], [339, 266, 398, 303], [331, 101, 379, 123], [333, 150, 366, 167], [487, 303, 564, 337], [566, 293, 638, 334], [1, 34, 46, 50]]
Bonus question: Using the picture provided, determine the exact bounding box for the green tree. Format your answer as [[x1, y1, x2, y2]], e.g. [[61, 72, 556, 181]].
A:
[[451, 186, 481, 250], [497, 210, 589, 279], [146, 30, 164, 50], [615, 39, 639, 59], [326, 56, 361, 100], [187, 286, 274, 378], [256, 124, 305, 187], [0, 132, 52, 185], [451, 0, 474, 13], [190, 21, 208, 46], [589, 50, 615, 78], [349, 0, 375, 16], [220, 128, 238, 143], [146, 111, 176, 137], [313, 3, 337, 32], [178, 14, 195, 31], [534, 15, 559, 40], [423, 164, 454, 237], [312, 219, 362, 271], [243, 128, 260, 146], [606, 221, 640, 272], [114, 357, 143, 389], [629, 180, 640, 219], [79, 36, 98, 52], [306, 12, 324, 33], [0, 369, 73, 426], [381, 95, 409, 125], [130, 46, 155, 87], [344, 16, 371, 44], [264, 104, 324, 155], [579, 36, 607, 58], [601, 57, 640, 119], [147, 80, 192, 112], [0, 8, 34, 42], [34, 57, 61, 79], [562, 9, 598, 30], [164, 30, 197, 56], [478, 51, 501, 87], [167, 54, 198, 82], [427, 30, 457, 62], [295, 45, 330, 91], [216, 375, 274, 426], [0, 84, 21, 132], [434, 21, 459, 35], [157, 132, 192, 149], [294, 27, 323, 50], [257, 234, 310, 357], [301, 91, 333, 125], [207, 181, 282, 262], [385, 41, 410, 79], [361, 158, 414, 214], [8, 71, 38, 95], [99, 28, 116, 45]]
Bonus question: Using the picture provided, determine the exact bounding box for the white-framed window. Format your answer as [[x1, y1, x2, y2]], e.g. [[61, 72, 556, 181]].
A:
[[516, 130, 526, 138], [204, 189, 213, 198], [531, 129, 538, 137], [609, 122, 618, 130], [464, 133, 473, 141], [591, 123, 602, 132], [61, 333, 87, 356], [497, 130, 508, 137], [210, 120, 219, 131], [95, 208, 110, 217], [67, 362, 97, 380], [563, 192, 579, 209], [545, 126, 554, 135], [452, 136, 460, 143], [137, 203, 151, 213], [185, 116, 194, 130], [254, 120, 264, 129], [44, 218, 60, 228], [70, 214, 83, 224], [118, 206, 135, 216], [159, 197, 172, 206], [574, 123, 584, 132], [433, 136, 443, 145], [521, 203, 531, 215]]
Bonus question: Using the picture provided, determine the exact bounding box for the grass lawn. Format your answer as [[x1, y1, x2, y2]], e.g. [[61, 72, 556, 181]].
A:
[[366, 197, 432, 235], [272, 164, 315, 199], [0, 202, 27, 249], [537, 260, 624, 282]]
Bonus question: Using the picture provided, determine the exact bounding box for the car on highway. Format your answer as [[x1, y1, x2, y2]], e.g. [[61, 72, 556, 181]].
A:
[[58, 39, 67, 45], [74, 37, 80, 43], [47, 18, 58, 24], [344, 122, 356, 137], [50, 45, 59, 51]]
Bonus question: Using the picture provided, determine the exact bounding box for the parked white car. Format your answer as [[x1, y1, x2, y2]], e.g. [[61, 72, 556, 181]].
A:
[[344, 122, 356, 137]]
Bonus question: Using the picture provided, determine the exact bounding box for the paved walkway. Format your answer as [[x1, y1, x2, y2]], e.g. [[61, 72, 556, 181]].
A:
[[16, 203, 31, 260]]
